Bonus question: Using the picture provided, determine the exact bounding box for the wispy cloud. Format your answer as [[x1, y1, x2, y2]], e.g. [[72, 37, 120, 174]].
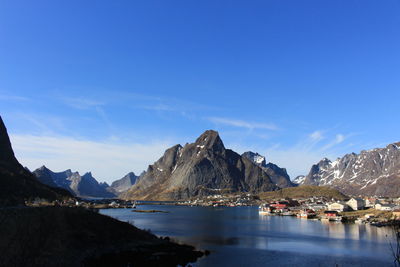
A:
[[322, 134, 346, 151], [139, 104, 175, 112], [207, 117, 278, 130], [0, 94, 30, 102], [309, 130, 324, 142], [11, 134, 174, 183], [63, 97, 104, 110]]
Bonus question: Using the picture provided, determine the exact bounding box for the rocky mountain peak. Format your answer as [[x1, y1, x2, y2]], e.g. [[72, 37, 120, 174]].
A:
[[194, 130, 225, 152], [293, 175, 305, 184], [122, 130, 279, 200], [242, 151, 266, 167], [0, 116, 18, 165]]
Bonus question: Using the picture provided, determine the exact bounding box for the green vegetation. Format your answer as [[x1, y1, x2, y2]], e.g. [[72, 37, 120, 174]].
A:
[[259, 185, 348, 200]]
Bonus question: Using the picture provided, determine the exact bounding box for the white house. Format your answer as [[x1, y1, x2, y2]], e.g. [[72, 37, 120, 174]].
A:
[[346, 198, 365, 211], [375, 203, 395, 211], [328, 202, 350, 212]]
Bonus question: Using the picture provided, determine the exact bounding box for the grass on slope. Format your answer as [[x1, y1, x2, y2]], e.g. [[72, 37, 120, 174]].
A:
[[259, 185, 348, 200]]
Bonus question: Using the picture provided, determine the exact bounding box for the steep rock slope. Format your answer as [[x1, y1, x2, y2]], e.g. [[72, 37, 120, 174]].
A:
[[33, 166, 115, 198], [109, 172, 138, 195], [241, 151, 295, 188], [0, 116, 71, 205], [301, 143, 400, 196], [123, 130, 278, 200]]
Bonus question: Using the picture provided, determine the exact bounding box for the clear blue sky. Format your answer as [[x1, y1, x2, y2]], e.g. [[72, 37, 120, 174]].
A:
[[1, 0, 399, 183]]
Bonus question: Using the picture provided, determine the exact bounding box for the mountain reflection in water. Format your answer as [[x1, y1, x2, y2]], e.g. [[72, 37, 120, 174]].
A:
[[101, 205, 394, 266]]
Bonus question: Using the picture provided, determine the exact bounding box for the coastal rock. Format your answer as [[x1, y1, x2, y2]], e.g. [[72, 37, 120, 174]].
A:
[[301, 143, 400, 197], [122, 130, 278, 200]]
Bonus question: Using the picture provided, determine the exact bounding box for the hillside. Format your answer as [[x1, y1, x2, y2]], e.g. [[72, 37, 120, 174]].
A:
[[0, 207, 204, 266], [259, 185, 348, 200], [0, 116, 72, 206]]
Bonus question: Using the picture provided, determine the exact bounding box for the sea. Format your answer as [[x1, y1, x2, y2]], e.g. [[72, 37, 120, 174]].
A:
[[100, 205, 395, 267]]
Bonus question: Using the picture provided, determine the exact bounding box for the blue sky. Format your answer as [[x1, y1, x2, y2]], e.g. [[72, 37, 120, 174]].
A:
[[1, 0, 399, 183]]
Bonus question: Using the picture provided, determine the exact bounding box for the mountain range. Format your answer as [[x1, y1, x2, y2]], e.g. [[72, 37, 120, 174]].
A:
[[0, 116, 72, 205], [122, 130, 293, 200], [33, 166, 116, 198], [33, 167, 139, 198], [296, 142, 400, 197]]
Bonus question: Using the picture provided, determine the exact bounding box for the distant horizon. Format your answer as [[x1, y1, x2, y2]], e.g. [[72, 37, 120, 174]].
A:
[[1, 1, 399, 183]]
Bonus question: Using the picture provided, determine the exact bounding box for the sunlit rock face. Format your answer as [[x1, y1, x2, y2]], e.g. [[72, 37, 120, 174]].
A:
[[123, 130, 279, 200], [301, 143, 400, 197]]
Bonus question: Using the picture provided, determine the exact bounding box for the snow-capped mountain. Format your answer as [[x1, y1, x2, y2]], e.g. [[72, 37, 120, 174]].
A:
[[301, 142, 400, 196], [292, 175, 305, 185]]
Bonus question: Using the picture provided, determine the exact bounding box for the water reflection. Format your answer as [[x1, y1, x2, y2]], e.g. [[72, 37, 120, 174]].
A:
[[101, 206, 394, 266]]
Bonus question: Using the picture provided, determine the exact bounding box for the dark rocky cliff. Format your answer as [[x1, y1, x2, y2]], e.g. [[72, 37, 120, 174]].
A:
[[0, 116, 72, 205]]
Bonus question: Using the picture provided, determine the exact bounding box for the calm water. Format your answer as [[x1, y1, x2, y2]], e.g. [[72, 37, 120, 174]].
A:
[[100, 206, 395, 266]]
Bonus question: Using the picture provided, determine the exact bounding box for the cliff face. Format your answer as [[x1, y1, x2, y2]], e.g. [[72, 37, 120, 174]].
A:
[[241, 151, 295, 188], [0, 116, 72, 205], [109, 172, 138, 194], [122, 130, 278, 200], [33, 166, 115, 198], [301, 143, 400, 197]]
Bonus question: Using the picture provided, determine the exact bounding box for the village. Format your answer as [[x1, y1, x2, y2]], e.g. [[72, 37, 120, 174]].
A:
[[25, 193, 400, 227], [258, 195, 400, 226], [176, 193, 400, 226]]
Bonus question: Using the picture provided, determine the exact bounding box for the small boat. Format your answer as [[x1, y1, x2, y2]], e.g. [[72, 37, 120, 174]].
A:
[[132, 200, 137, 209], [259, 204, 274, 215], [329, 216, 342, 222], [297, 209, 316, 219], [281, 211, 294, 216]]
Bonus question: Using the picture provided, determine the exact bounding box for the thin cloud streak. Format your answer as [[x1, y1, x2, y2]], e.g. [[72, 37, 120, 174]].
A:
[[63, 97, 104, 110], [208, 117, 278, 130], [0, 94, 30, 102]]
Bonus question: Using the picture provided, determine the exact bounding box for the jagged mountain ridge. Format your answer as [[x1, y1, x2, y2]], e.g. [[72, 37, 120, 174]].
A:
[[241, 151, 295, 188], [108, 172, 138, 195], [122, 130, 279, 200], [33, 166, 115, 198], [0, 116, 72, 205], [300, 142, 400, 196]]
